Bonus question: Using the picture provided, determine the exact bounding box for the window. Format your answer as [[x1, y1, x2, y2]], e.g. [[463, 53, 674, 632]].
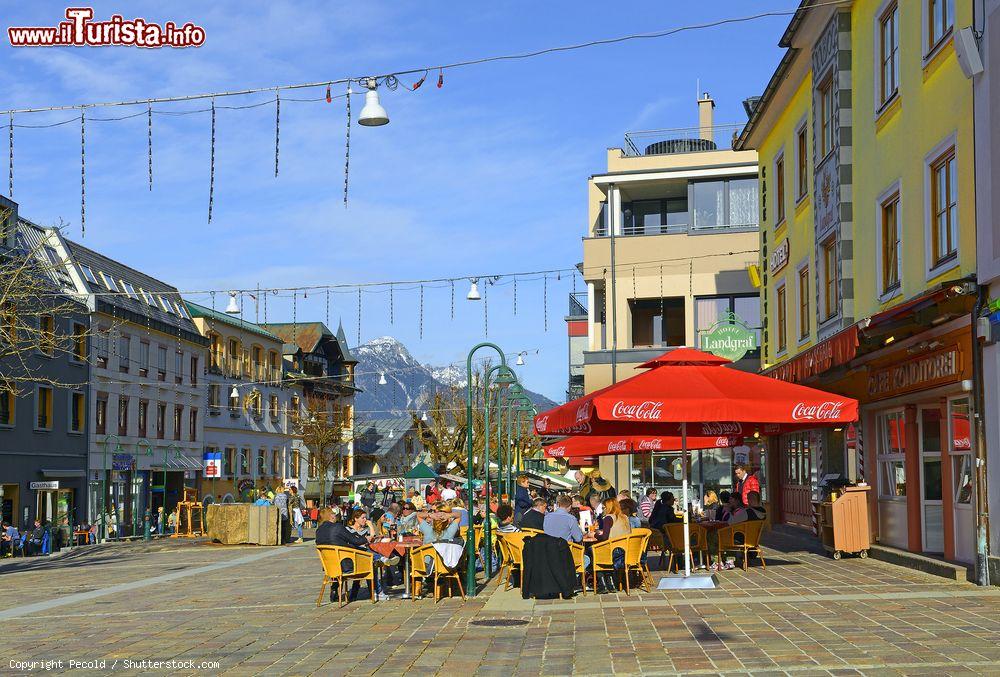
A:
[[117, 334, 130, 373], [252, 346, 262, 377], [38, 315, 55, 356], [272, 449, 282, 475], [691, 177, 759, 230], [879, 3, 900, 107], [629, 297, 685, 348], [157, 346, 167, 381], [70, 392, 85, 433], [229, 387, 240, 412], [821, 236, 839, 320], [776, 283, 787, 353], [95, 327, 109, 368], [36, 386, 53, 430], [228, 339, 239, 375], [224, 448, 235, 477], [138, 399, 148, 437], [880, 191, 901, 293], [928, 0, 954, 50], [818, 76, 834, 159], [240, 448, 250, 476], [72, 323, 87, 362], [257, 450, 267, 477], [796, 125, 808, 199], [122, 281, 138, 300], [98, 272, 120, 293], [877, 410, 907, 498], [621, 198, 688, 235], [308, 453, 318, 480], [242, 348, 251, 377], [189, 408, 198, 442], [190, 356, 198, 386], [156, 403, 166, 439], [96, 394, 108, 435], [269, 351, 280, 382], [694, 295, 762, 353], [209, 384, 220, 409], [798, 266, 810, 340], [175, 301, 191, 319], [79, 264, 99, 285], [290, 395, 300, 423], [0, 390, 13, 427], [774, 154, 786, 225], [173, 405, 183, 440], [270, 394, 279, 419], [175, 350, 183, 384], [930, 147, 958, 267], [140, 288, 157, 307], [783, 433, 811, 486], [139, 341, 149, 376], [157, 295, 174, 314], [118, 396, 129, 436], [290, 449, 300, 477]]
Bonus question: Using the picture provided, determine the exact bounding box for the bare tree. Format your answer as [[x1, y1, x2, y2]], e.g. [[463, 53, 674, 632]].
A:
[[0, 209, 95, 398], [297, 397, 356, 503]]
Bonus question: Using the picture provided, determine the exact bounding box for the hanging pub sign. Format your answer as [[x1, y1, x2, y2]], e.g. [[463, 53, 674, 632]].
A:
[[699, 311, 758, 362]]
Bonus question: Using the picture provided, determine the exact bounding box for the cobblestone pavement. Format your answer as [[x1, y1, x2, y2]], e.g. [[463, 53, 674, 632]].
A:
[[2, 528, 999, 676]]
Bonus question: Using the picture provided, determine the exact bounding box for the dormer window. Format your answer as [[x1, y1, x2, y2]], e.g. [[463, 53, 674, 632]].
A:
[[140, 288, 157, 307], [122, 282, 139, 300], [79, 264, 99, 285], [99, 272, 120, 292]]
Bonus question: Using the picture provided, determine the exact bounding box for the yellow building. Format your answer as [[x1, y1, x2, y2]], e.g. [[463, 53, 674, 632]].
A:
[[737, 0, 980, 566], [582, 94, 760, 494]]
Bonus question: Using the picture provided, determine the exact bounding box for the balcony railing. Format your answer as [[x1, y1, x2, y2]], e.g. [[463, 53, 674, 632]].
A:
[[623, 124, 744, 158], [569, 291, 587, 317]]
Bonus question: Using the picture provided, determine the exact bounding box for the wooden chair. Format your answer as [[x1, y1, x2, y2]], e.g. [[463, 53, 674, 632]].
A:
[[662, 524, 694, 574], [520, 527, 544, 536], [590, 535, 631, 593], [409, 544, 436, 598], [567, 542, 588, 595], [429, 546, 466, 602], [645, 525, 668, 569], [626, 528, 652, 593], [498, 532, 528, 591], [315, 545, 375, 608], [688, 524, 710, 567], [495, 536, 512, 587], [718, 520, 766, 571]]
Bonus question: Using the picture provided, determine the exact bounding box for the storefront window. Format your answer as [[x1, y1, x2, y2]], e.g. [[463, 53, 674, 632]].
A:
[[876, 410, 906, 499], [953, 455, 973, 504], [783, 433, 810, 486], [950, 397, 973, 504]]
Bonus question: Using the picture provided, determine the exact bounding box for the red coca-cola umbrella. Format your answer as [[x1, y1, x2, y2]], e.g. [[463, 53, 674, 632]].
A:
[[543, 434, 739, 460], [533, 348, 858, 582]]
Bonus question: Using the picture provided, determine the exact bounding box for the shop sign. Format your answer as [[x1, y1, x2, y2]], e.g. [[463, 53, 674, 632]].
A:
[[867, 346, 962, 399], [769, 238, 789, 274], [30, 481, 59, 490], [700, 311, 758, 362], [203, 451, 222, 478], [112, 453, 134, 471]]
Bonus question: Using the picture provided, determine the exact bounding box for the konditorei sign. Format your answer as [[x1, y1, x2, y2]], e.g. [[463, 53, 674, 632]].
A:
[[867, 345, 962, 399]]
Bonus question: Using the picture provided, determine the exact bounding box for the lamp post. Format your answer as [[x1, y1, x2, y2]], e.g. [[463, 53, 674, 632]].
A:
[[100, 435, 124, 543], [479, 364, 517, 579], [464, 342, 508, 597]]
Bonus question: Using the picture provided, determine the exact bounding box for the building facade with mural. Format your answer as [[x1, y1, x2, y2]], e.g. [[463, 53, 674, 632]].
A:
[[739, 0, 985, 573]]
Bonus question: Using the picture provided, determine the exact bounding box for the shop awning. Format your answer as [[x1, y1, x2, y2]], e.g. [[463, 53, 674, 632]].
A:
[[861, 284, 967, 332], [765, 325, 860, 383], [151, 455, 202, 470], [544, 434, 739, 460]]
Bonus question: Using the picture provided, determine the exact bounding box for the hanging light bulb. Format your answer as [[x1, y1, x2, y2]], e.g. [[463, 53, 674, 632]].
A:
[[229, 385, 239, 399], [516, 352, 526, 366], [467, 278, 481, 301], [357, 78, 389, 127], [378, 372, 387, 385], [388, 429, 394, 438], [421, 412, 428, 422], [225, 291, 240, 314]]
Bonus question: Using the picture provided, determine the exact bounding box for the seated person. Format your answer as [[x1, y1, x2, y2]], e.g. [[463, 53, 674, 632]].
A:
[[745, 491, 766, 521], [594, 498, 632, 592], [619, 497, 641, 529], [316, 508, 398, 602], [416, 510, 461, 544], [495, 503, 520, 533], [543, 495, 584, 544], [450, 498, 470, 528], [519, 497, 548, 531], [716, 490, 732, 521], [724, 493, 748, 524], [648, 492, 682, 532], [396, 502, 418, 533], [701, 490, 720, 520]]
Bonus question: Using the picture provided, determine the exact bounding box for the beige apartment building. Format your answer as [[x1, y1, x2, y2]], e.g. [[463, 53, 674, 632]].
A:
[[581, 94, 760, 494]]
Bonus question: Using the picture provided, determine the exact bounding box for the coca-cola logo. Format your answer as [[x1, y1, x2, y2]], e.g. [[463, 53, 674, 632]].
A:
[[575, 401, 592, 422], [635, 438, 663, 451], [716, 436, 730, 447], [953, 436, 971, 451], [610, 400, 664, 420], [606, 440, 629, 452], [791, 401, 845, 421], [701, 422, 743, 435], [535, 416, 549, 433], [547, 445, 566, 457]]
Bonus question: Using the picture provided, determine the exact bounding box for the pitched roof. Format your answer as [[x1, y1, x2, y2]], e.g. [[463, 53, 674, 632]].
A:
[[185, 301, 282, 343], [354, 416, 417, 458], [262, 322, 331, 354]]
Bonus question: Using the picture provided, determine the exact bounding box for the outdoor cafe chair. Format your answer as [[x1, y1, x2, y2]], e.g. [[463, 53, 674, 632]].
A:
[[663, 524, 700, 574], [626, 528, 652, 593], [520, 527, 544, 535], [315, 545, 376, 608], [409, 544, 436, 598], [495, 536, 512, 587], [429, 546, 466, 602], [567, 542, 588, 595], [717, 521, 766, 571], [498, 532, 528, 591], [590, 535, 631, 593]]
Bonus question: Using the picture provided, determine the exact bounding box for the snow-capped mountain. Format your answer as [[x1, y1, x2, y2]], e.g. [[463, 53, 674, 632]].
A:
[[354, 336, 557, 418]]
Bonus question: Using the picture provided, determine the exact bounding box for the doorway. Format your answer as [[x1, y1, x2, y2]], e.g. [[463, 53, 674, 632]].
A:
[[918, 407, 944, 554], [949, 397, 975, 564]]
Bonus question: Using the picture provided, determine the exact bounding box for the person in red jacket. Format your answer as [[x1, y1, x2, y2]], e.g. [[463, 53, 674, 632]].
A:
[[734, 464, 760, 508]]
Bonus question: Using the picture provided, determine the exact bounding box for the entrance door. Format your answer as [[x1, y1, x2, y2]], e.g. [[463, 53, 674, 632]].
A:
[[918, 407, 944, 554], [780, 433, 813, 527], [949, 397, 975, 564]]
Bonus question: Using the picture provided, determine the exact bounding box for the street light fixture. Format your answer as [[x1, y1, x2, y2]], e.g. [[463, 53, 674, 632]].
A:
[[378, 372, 388, 386], [357, 78, 389, 127], [466, 279, 481, 301], [515, 352, 526, 366], [225, 292, 240, 314]]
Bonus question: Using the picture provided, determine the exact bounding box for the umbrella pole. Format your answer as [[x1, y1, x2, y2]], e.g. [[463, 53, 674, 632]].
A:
[[682, 422, 691, 577]]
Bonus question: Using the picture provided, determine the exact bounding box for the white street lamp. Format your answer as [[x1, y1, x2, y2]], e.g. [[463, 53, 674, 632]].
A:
[[229, 385, 239, 399], [378, 372, 387, 385], [466, 279, 481, 301], [225, 292, 240, 314], [358, 78, 389, 127]]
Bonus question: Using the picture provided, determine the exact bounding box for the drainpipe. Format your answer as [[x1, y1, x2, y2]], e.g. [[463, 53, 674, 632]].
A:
[[972, 285, 991, 586], [609, 184, 620, 490]]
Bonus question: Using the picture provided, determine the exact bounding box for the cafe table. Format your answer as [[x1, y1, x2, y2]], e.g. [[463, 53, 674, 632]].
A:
[[369, 535, 423, 599], [692, 519, 728, 565]]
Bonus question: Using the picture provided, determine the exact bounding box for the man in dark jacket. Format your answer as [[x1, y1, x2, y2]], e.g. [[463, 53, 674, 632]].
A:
[[519, 497, 547, 531], [648, 492, 682, 531]]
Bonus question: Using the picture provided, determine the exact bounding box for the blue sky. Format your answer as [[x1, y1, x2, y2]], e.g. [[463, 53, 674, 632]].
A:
[[0, 1, 789, 403]]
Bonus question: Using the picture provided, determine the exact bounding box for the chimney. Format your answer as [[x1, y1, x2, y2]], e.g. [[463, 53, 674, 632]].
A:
[[697, 92, 715, 142]]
